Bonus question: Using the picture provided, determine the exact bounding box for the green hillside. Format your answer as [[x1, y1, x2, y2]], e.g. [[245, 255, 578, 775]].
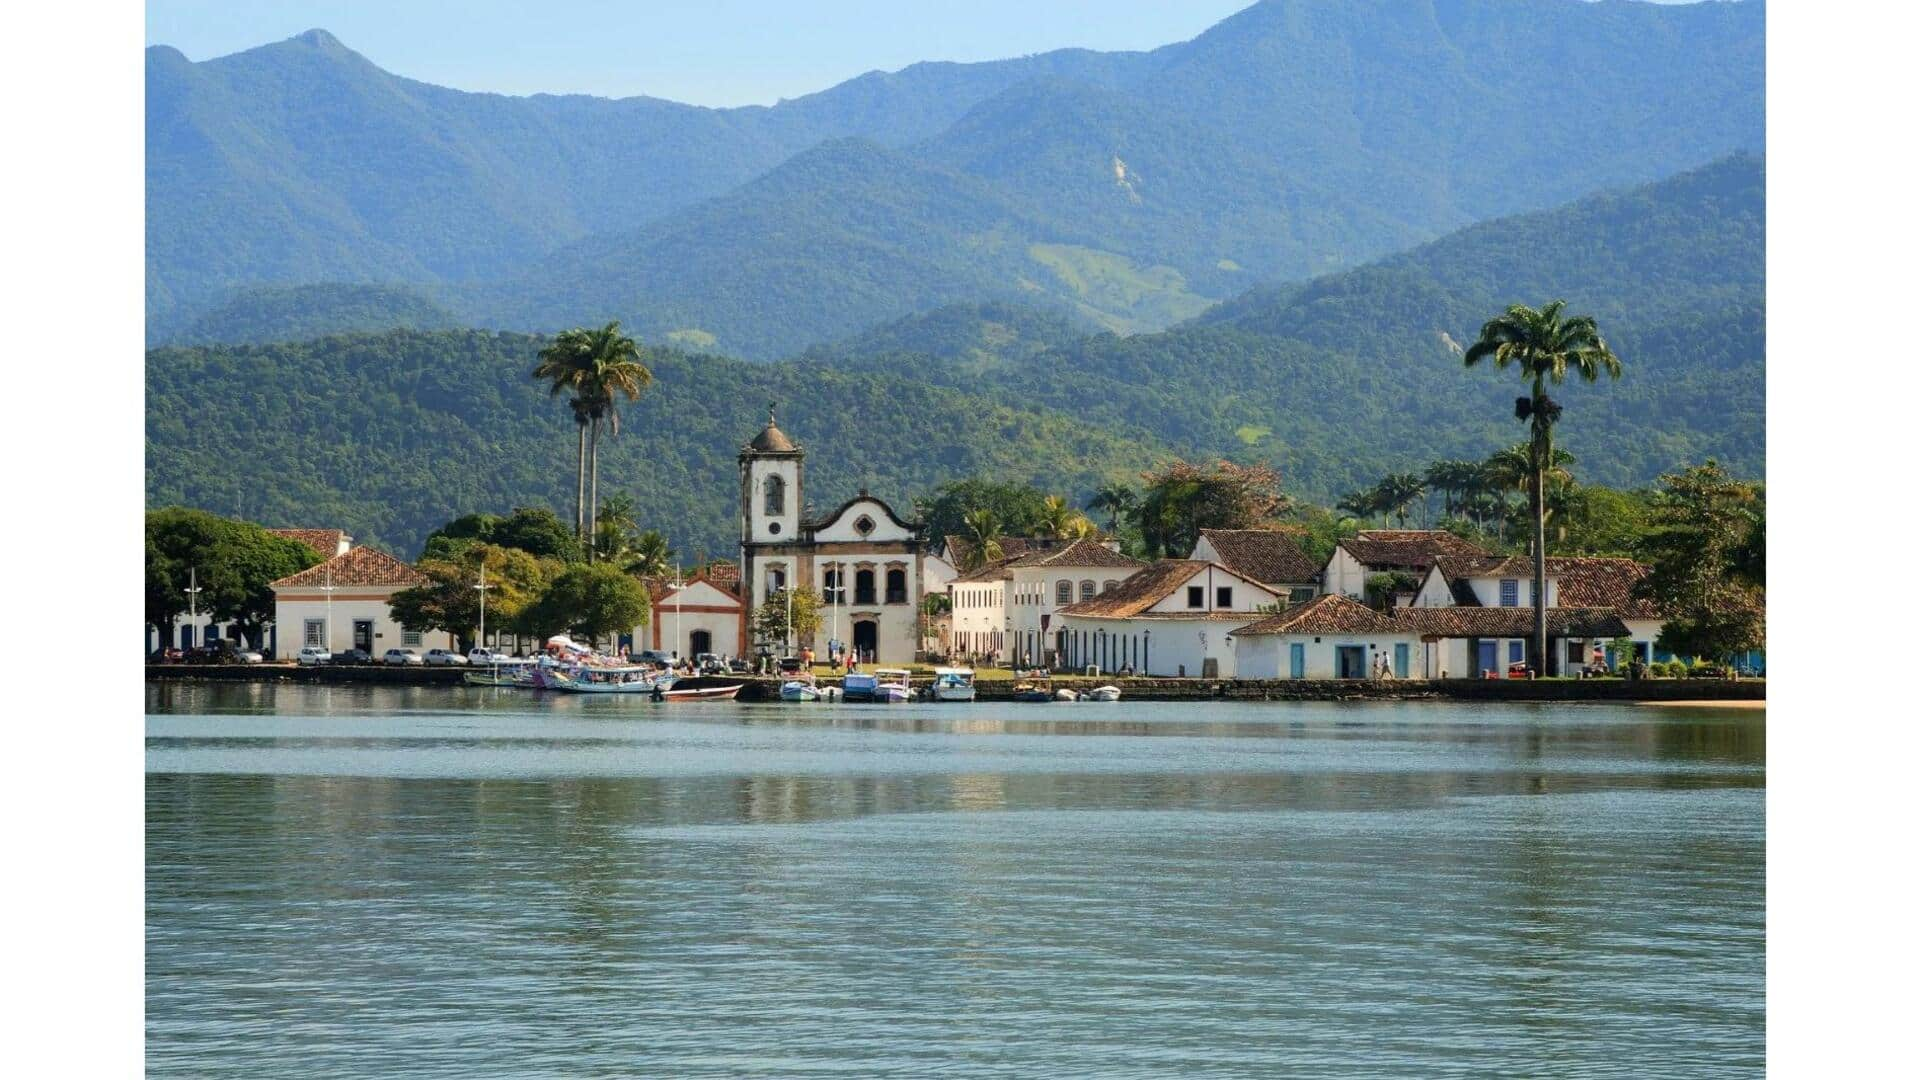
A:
[[145, 330, 1172, 558], [165, 283, 462, 345], [150, 0, 1763, 353]]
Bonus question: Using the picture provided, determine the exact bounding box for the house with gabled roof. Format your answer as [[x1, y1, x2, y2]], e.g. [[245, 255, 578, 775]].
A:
[[1402, 554, 1665, 676], [1190, 528, 1321, 603], [640, 574, 746, 662], [946, 537, 1147, 665], [1322, 529, 1490, 606], [269, 545, 453, 659], [1052, 559, 1280, 677], [1231, 595, 1423, 679]]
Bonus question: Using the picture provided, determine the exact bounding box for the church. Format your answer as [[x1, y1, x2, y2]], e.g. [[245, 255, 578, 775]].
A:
[[738, 408, 931, 663]]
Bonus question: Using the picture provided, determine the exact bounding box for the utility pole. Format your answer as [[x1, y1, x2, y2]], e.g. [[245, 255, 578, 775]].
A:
[[473, 564, 493, 650], [320, 562, 336, 654], [184, 566, 202, 646]]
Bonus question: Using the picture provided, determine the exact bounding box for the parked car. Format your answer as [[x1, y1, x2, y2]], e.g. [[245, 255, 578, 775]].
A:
[[334, 648, 374, 665], [423, 648, 469, 666], [203, 639, 263, 664], [634, 649, 675, 667], [297, 646, 332, 666], [726, 657, 753, 674], [147, 647, 184, 664], [468, 647, 516, 665], [383, 648, 423, 666]]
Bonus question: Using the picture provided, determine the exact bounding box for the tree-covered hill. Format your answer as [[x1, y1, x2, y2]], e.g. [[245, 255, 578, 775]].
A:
[[813, 156, 1766, 501], [164, 283, 463, 345], [145, 330, 1172, 559], [150, 0, 1763, 353]]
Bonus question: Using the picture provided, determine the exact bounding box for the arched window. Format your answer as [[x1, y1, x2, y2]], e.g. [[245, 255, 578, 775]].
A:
[[823, 567, 844, 604], [764, 474, 785, 516], [1102, 579, 1119, 593], [885, 568, 907, 604], [1055, 580, 1073, 605], [855, 568, 876, 605], [1080, 579, 1096, 601]]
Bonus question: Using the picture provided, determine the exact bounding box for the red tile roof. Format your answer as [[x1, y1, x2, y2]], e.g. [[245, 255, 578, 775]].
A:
[[270, 546, 429, 589], [266, 527, 349, 556], [1234, 594, 1403, 636], [1430, 555, 1661, 618], [1197, 528, 1320, 586], [1392, 607, 1632, 639], [942, 535, 1070, 570], [1339, 530, 1488, 572], [1004, 538, 1144, 571]]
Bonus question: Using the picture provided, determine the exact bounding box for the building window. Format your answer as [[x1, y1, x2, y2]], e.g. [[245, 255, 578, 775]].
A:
[[304, 619, 324, 646], [1508, 640, 1524, 665], [853, 515, 875, 537], [855, 568, 876, 605], [768, 566, 787, 595], [1187, 585, 1204, 608], [1102, 580, 1119, 593], [1499, 579, 1519, 607], [1056, 580, 1073, 605], [1216, 586, 1233, 608], [885, 568, 908, 604], [823, 568, 845, 604], [1289, 587, 1315, 604], [764, 474, 785, 516], [1079, 579, 1096, 601], [402, 629, 422, 647]]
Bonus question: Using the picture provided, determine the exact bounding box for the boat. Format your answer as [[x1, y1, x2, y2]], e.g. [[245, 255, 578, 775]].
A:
[[873, 668, 914, 703], [1053, 687, 1080, 702], [534, 664, 660, 694], [1084, 685, 1122, 702], [658, 676, 745, 702], [842, 671, 879, 702], [463, 657, 534, 687], [779, 674, 823, 702], [930, 667, 976, 702], [1011, 672, 1055, 703]]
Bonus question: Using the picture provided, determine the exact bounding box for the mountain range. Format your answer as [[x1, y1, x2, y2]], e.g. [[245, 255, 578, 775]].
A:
[[148, 0, 1764, 355], [146, 154, 1764, 558]]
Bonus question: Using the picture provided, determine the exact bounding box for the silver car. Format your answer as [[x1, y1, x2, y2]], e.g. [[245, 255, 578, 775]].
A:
[[423, 648, 469, 666], [382, 648, 423, 666]]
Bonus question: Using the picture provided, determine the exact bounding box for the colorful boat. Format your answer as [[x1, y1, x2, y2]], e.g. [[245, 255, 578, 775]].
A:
[[930, 667, 976, 702], [533, 664, 659, 694], [1012, 673, 1055, 703], [463, 658, 534, 687], [873, 668, 913, 703], [658, 677, 745, 702], [842, 671, 879, 702]]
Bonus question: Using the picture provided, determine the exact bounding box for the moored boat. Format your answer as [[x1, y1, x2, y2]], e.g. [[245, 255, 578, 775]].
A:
[[658, 677, 745, 702], [873, 668, 913, 703], [1053, 687, 1080, 702], [1011, 672, 1055, 703], [842, 671, 879, 702], [930, 667, 976, 702], [535, 664, 659, 694], [780, 675, 823, 702], [464, 657, 534, 687], [1084, 685, 1122, 702]]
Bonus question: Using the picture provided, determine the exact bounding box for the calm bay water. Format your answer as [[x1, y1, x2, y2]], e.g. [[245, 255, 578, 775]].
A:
[[147, 683, 1764, 1078]]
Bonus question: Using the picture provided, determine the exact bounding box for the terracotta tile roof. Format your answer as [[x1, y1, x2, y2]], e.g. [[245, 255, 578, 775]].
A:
[[1197, 528, 1320, 586], [1234, 595, 1403, 636], [1055, 560, 1212, 618], [1392, 607, 1631, 639], [1339, 530, 1488, 572], [1003, 538, 1144, 571], [942, 535, 1064, 570], [266, 527, 349, 555], [270, 546, 429, 589], [701, 560, 740, 587], [1430, 555, 1661, 618], [953, 558, 1016, 584]]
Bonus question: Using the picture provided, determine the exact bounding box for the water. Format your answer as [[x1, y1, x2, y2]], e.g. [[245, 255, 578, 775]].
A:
[[147, 683, 1764, 1078]]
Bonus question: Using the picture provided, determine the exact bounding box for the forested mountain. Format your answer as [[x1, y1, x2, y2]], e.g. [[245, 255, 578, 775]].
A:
[[167, 284, 462, 345], [150, 0, 1763, 353], [813, 156, 1766, 500], [146, 331, 1170, 558]]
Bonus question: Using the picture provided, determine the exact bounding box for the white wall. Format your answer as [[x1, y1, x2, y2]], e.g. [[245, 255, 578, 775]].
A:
[[811, 498, 913, 543], [1144, 565, 1278, 615], [272, 593, 453, 659], [1464, 575, 1556, 608], [1323, 547, 1368, 600], [950, 579, 1007, 657], [1006, 563, 1137, 667], [745, 458, 802, 544], [1234, 632, 1423, 679], [1054, 616, 1239, 678]]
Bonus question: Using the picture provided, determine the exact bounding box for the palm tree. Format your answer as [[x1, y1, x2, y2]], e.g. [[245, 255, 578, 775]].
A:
[[960, 509, 1005, 571], [1377, 473, 1426, 528], [1424, 460, 1480, 520], [533, 323, 652, 553], [1086, 484, 1138, 534], [1465, 300, 1622, 675], [1037, 495, 1096, 539], [1336, 489, 1382, 524]]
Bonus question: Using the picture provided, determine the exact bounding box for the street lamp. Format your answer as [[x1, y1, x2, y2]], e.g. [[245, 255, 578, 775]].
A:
[[183, 566, 203, 647], [319, 561, 337, 654], [1143, 629, 1151, 676], [473, 564, 494, 650]]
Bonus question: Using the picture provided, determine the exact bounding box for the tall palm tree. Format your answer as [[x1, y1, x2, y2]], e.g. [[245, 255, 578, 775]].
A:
[[1424, 460, 1480, 520], [1377, 473, 1426, 528], [1336, 489, 1381, 524], [1086, 483, 1138, 535], [960, 509, 1004, 571], [569, 323, 653, 555], [1465, 300, 1622, 675], [532, 340, 594, 539], [622, 529, 674, 580]]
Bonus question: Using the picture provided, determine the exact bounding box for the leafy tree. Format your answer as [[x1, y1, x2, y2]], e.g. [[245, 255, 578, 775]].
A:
[[520, 562, 650, 646], [1465, 300, 1622, 674], [1553, 484, 1653, 556], [1135, 460, 1288, 557], [1037, 495, 1096, 539], [1376, 473, 1426, 527], [568, 323, 653, 550], [750, 587, 823, 652], [145, 508, 323, 647], [915, 478, 1053, 546], [488, 507, 583, 562], [1423, 460, 1481, 519], [621, 529, 675, 579], [959, 509, 1005, 570], [390, 544, 554, 650], [531, 341, 592, 540], [1634, 461, 1765, 662], [1087, 483, 1138, 535]]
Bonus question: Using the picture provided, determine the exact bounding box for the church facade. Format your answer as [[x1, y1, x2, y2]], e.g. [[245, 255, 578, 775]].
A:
[[737, 409, 929, 663]]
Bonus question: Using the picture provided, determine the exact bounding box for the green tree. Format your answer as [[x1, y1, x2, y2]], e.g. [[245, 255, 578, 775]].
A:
[[1634, 461, 1765, 662], [1136, 460, 1289, 557], [914, 478, 1052, 546], [145, 508, 324, 647], [1037, 494, 1096, 539], [621, 529, 675, 579], [959, 509, 1005, 570], [531, 340, 592, 541], [750, 586, 824, 652], [1376, 473, 1427, 527], [569, 323, 653, 552], [520, 562, 651, 647], [1465, 300, 1622, 674], [390, 544, 553, 650], [1087, 483, 1138, 535]]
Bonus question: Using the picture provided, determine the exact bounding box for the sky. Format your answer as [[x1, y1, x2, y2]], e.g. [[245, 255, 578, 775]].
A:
[[143, 0, 1261, 107]]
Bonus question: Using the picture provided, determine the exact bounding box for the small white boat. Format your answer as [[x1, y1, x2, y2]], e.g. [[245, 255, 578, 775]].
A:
[[536, 664, 659, 694], [1053, 687, 1080, 702], [874, 668, 914, 703], [659, 680, 744, 702], [780, 678, 823, 702], [464, 657, 534, 687], [1084, 685, 1122, 702], [930, 667, 976, 702]]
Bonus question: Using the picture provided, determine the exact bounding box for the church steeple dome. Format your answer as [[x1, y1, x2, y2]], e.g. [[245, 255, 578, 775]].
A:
[[745, 403, 799, 454]]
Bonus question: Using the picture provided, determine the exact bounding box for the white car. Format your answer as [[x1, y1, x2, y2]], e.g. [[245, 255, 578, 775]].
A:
[[297, 646, 332, 666], [382, 648, 423, 666], [423, 648, 469, 666], [468, 647, 515, 665]]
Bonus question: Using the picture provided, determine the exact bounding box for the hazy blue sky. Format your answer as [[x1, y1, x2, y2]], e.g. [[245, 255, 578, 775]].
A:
[[144, 0, 1261, 107]]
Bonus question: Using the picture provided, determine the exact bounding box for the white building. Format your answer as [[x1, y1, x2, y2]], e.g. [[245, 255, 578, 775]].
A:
[[640, 575, 746, 661], [1053, 560, 1281, 678], [948, 537, 1146, 665], [1400, 555, 1664, 676], [152, 527, 356, 654], [269, 545, 454, 658], [1232, 595, 1424, 679], [1321, 529, 1490, 605], [737, 408, 930, 663], [1190, 528, 1321, 603]]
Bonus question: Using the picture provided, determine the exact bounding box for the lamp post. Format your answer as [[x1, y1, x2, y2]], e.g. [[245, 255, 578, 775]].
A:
[[473, 564, 494, 650], [184, 566, 203, 647], [671, 563, 684, 668], [1143, 629, 1151, 677], [319, 562, 337, 654]]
